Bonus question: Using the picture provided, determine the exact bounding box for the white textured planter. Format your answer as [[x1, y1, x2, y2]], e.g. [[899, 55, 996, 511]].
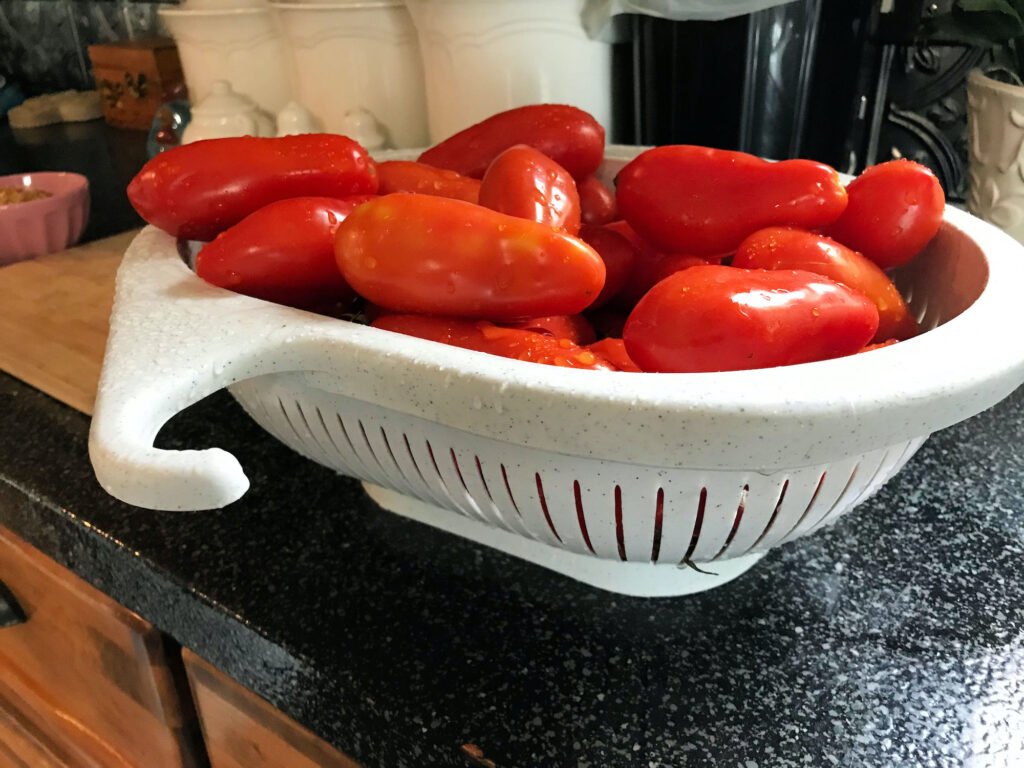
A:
[[403, 0, 612, 143], [967, 69, 1024, 243]]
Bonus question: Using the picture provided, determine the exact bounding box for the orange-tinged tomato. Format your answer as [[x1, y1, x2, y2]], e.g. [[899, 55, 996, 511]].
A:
[[376, 160, 481, 204], [586, 337, 642, 372], [499, 314, 596, 346], [335, 194, 605, 320], [733, 226, 918, 342], [372, 315, 616, 370]]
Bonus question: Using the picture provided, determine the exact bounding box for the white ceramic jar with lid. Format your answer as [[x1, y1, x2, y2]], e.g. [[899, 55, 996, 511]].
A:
[[180, 80, 276, 143], [270, 0, 429, 149], [403, 0, 613, 143], [158, 1, 292, 114]]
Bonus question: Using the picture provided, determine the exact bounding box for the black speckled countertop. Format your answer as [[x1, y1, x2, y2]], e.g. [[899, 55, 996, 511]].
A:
[[1, 367, 1022, 768]]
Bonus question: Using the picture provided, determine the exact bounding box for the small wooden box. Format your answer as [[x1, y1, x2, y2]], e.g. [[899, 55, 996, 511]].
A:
[[88, 37, 184, 130]]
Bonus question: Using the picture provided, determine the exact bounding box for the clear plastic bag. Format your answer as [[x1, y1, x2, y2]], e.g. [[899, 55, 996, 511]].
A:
[[582, 0, 799, 38]]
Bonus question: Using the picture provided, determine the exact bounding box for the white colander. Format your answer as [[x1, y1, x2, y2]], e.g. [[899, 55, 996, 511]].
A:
[[89, 147, 1024, 596]]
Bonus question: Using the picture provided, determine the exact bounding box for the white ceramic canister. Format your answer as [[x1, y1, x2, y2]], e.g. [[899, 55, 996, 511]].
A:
[[158, 5, 292, 114], [271, 0, 429, 149], [403, 0, 613, 143]]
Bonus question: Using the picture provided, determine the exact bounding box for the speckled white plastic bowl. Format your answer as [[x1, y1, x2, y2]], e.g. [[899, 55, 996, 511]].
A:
[[89, 147, 1024, 595]]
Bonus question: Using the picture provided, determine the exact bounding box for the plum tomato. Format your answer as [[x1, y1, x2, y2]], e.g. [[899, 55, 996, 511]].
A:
[[578, 175, 618, 226], [499, 314, 597, 346], [826, 159, 945, 270], [417, 104, 605, 181], [376, 160, 480, 204], [372, 315, 616, 370], [733, 226, 918, 342], [578, 224, 640, 308], [194, 195, 374, 308], [623, 265, 879, 373], [602, 220, 712, 309], [479, 145, 581, 234], [127, 134, 378, 241], [615, 145, 847, 256], [334, 193, 605, 320], [586, 337, 642, 372]]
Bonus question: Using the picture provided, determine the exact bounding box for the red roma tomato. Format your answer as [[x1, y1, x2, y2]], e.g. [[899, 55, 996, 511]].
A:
[[578, 224, 638, 308], [372, 315, 616, 370], [603, 221, 711, 308], [733, 226, 918, 342], [500, 314, 596, 345], [377, 161, 480, 204], [586, 337, 642, 372], [335, 194, 605, 320], [578, 175, 618, 225], [623, 265, 879, 373], [195, 196, 374, 308], [128, 134, 378, 241], [417, 104, 605, 180], [826, 159, 944, 270], [616, 146, 847, 256], [479, 145, 581, 234], [617, 252, 711, 310]]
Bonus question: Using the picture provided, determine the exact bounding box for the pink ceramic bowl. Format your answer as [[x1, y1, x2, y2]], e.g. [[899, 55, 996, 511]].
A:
[[0, 172, 90, 265]]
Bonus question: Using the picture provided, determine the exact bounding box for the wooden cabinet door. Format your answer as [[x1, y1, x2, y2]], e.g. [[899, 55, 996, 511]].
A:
[[0, 526, 203, 768], [183, 649, 361, 768]]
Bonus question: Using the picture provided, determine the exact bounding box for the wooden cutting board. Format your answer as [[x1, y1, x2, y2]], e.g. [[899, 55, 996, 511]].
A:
[[0, 229, 139, 415]]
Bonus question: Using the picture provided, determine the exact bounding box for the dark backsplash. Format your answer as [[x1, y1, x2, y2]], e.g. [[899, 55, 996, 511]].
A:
[[0, 0, 177, 96]]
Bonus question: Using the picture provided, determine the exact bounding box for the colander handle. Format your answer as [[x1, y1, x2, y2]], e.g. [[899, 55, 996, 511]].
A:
[[88, 227, 358, 511]]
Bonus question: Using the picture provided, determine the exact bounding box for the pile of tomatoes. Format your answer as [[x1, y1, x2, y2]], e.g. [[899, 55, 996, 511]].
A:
[[127, 104, 945, 374]]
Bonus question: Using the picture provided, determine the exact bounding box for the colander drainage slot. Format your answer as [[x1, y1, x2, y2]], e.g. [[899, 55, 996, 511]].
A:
[[711, 485, 749, 562], [500, 465, 521, 518], [772, 473, 828, 547], [357, 420, 388, 476], [681, 487, 708, 565], [806, 464, 862, 536], [743, 479, 790, 555], [613, 486, 626, 561], [475, 456, 494, 502], [534, 474, 563, 543], [573, 481, 596, 555], [651, 488, 665, 562]]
